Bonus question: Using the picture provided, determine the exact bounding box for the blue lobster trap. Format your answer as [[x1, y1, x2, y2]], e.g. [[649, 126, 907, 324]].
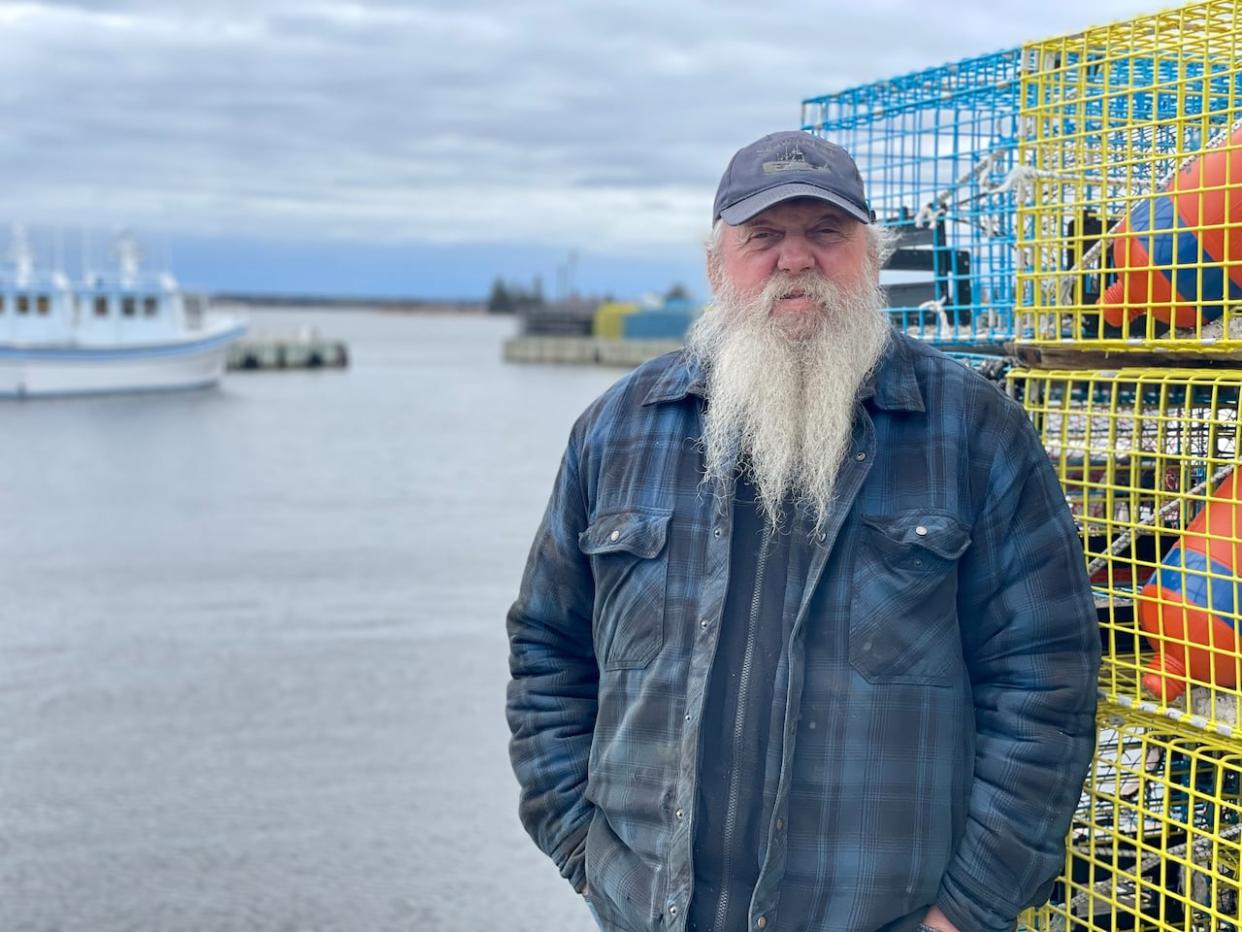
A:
[[802, 49, 1022, 345]]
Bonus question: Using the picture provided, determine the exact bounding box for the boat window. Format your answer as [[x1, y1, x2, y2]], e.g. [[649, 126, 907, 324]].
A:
[[16, 295, 29, 314], [143, 296, 158, 317], [122, 297, 136, 317], [95, 296, 108, 317], [36, 295, 49, 315]]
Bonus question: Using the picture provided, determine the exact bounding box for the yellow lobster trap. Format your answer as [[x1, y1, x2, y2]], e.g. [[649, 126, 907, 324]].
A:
[[1015, 1, 1242, 354], [1021, 707, 1242, 931], [1012, 367, 1242, 734]]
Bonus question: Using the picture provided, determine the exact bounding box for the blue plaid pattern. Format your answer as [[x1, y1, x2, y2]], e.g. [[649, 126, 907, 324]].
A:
[[507, 334, 1100, 932]]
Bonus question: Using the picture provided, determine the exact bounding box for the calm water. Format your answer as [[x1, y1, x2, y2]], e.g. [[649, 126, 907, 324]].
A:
[[0, 310, 620, 932]]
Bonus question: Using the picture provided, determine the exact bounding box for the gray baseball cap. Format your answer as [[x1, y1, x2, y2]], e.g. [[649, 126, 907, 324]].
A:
[[713, 131, 873, 225]]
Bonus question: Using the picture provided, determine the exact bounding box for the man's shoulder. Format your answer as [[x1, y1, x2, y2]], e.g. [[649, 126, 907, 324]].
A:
[[894, 332, 985, 380], [894, 333, 1020, 412], [613, 348, 692, 399], [890, 334, 1041, 474]]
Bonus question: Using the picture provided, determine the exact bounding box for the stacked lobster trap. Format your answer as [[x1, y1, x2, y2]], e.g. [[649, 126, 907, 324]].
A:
[[1010, 4, 1242, 928], [801, 49, 1022, 347], [807, 2, 1242, 928], [1011, 367, 1242, 930]]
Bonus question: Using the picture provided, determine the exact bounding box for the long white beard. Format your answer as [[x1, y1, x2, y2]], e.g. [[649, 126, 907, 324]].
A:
[[686, 267, 892, 532]]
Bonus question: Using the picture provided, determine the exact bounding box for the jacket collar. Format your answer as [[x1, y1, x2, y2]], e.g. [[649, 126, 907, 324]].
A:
[[641, 334, 924, 413], [860, 334, 925, 412], [642, 352, 706, 406]]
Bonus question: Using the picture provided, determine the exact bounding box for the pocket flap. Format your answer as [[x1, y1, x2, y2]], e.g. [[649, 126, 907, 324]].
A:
[[579, 508, 672, 559], [861, 512, 971, 560]]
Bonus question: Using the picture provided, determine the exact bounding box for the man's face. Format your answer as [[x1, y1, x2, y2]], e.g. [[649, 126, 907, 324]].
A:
[[712, 198, 870, 331]]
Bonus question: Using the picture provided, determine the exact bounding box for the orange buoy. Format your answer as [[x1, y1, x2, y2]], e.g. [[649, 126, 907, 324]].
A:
[[1100, 124, 1242, 329], [1137, 470, 1242, 701]]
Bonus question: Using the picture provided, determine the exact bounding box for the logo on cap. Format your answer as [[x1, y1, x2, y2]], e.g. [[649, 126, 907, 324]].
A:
[[761, 145, 836, 176]]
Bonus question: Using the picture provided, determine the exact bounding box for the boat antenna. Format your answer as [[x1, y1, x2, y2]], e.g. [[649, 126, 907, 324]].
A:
[[115, 228, 141, 288], [9, 224, 34, 287]]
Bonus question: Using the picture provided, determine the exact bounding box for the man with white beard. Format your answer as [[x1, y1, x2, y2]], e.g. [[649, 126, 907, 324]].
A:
[[507, 132, 1099, 932], [690, 197, 894, 534]]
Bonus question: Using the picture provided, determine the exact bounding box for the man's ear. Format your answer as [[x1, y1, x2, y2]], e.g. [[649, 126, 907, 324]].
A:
[[705, 249, 722, 294]]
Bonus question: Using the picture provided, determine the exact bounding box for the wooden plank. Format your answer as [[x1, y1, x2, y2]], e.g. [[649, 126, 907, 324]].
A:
[[1007, 343, 1242, 369]]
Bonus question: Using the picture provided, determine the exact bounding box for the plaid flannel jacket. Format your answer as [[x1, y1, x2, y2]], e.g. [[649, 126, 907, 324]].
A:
[[506, 334, 1100, 932]]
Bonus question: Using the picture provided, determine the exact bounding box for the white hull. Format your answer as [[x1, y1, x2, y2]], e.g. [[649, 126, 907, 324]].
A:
[[0, 323, 246, 398]]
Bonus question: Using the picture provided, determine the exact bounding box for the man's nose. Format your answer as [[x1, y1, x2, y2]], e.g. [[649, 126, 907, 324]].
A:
[[776, 235, 815, 273]]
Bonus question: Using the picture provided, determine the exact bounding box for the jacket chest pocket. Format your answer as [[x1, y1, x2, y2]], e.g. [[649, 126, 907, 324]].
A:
[[849, 512, 971, 686], [578, 507, 672, 671]]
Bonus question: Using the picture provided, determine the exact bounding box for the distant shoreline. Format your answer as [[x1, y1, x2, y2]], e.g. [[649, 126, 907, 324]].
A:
[[210, 292, 488, 314]]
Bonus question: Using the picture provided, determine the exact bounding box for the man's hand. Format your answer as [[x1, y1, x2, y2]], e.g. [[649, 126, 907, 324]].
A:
[[919, 904, 959, 932], [579, 884, 590, 897]]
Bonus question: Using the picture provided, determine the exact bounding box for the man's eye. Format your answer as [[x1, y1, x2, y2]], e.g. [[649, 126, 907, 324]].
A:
[[814, 227, 846, 239]]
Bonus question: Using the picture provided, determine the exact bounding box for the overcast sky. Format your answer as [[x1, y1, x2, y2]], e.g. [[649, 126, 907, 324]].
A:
[[1, 0, 1163, 298]]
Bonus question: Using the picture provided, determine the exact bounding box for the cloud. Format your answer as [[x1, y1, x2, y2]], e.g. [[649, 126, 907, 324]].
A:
[[0, 0, 1163, 265]]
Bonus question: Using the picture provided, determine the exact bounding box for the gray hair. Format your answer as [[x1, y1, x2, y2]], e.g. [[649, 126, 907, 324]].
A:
[[707, 218, 899, 273]]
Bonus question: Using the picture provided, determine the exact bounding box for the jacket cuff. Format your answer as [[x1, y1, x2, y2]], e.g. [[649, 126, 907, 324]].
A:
[[554, 818, 591, 892], [936, 867, 1018, 932]]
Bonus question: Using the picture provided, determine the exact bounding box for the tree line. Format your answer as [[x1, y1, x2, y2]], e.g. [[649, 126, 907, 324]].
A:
[[487, 277, 545, 314]]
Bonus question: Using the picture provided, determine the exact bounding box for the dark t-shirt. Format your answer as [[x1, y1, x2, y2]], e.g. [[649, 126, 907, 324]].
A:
[[689, 474, 798, 932]]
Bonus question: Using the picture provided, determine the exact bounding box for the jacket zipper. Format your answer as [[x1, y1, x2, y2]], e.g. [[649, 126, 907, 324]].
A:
[[711, 522, 772, 932]]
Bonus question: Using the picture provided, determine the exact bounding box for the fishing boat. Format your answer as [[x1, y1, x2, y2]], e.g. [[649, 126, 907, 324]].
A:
[[0, 230, 246, 398]]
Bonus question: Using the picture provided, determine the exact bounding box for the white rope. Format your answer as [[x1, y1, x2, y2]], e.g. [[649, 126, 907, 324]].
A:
[[913, 201, 945, 229], [914, 298, 950, 339], [912, 153, 1076, 236], [914, 149, 1006, 229], [1083, 461, 1237, 577]]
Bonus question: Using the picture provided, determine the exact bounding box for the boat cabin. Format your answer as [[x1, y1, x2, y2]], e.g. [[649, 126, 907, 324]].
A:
[[0, 274, 189, 346]]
